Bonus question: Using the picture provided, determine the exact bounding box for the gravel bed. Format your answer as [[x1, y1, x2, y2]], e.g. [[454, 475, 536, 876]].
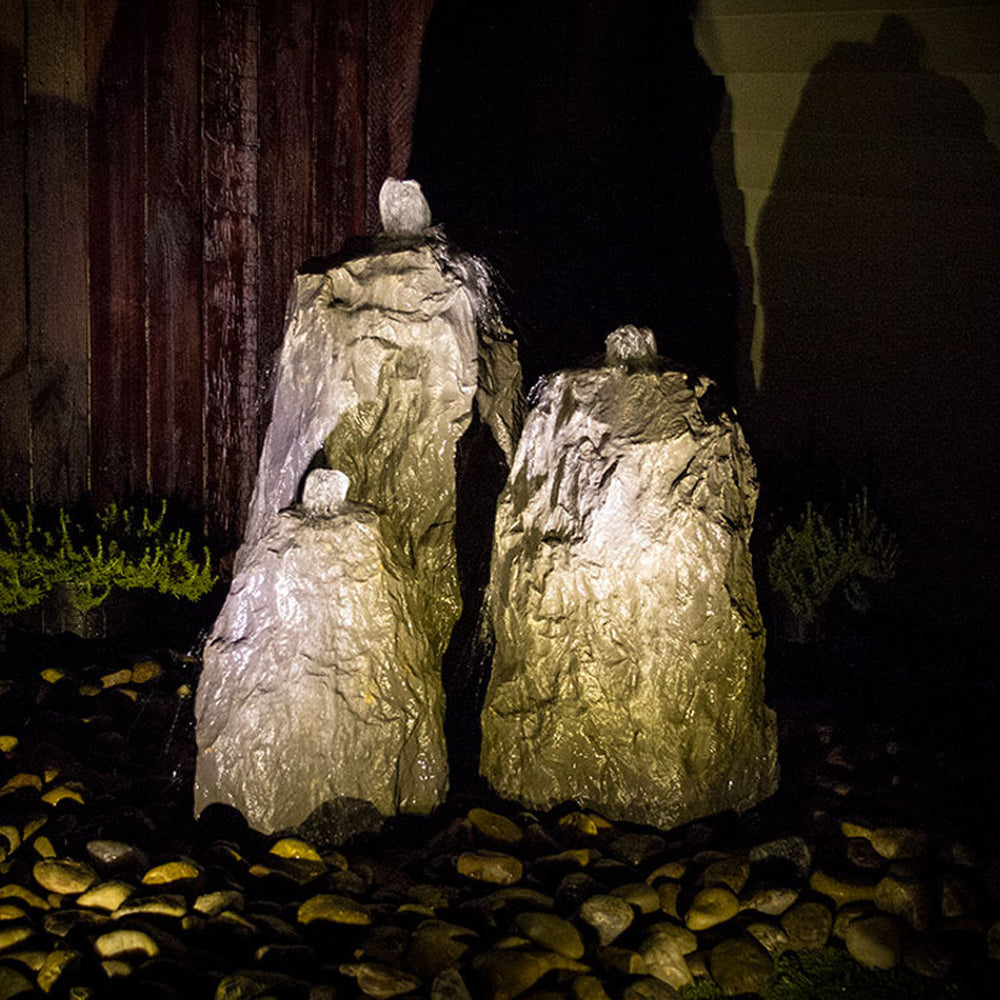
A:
[[0, 629, 997, 999]]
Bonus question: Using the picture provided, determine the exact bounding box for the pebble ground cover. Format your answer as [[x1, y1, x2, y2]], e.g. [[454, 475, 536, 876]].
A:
[[0, 628, 997, 999]]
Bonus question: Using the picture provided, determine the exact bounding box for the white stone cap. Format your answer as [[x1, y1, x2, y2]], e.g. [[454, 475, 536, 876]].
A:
[[301, 469, 350, 516], [379, 178, 432, 237], [606, 324, 658, 366]]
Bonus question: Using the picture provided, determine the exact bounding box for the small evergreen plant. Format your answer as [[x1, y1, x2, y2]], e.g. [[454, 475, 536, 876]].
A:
[[767, 489, 898, 642], [0, 499, 216, 615]]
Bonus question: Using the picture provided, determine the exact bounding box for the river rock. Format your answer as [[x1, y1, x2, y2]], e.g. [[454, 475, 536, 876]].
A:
[[780, 900, 832, 950], [709, 935, 773, 996], [844, 913, 908, 970], [480, 332, 777, 828], [513, 911, 585, 959], [579, 894, 634, 946], [33, 858, 98, 895], [685, 887, 740, 931]]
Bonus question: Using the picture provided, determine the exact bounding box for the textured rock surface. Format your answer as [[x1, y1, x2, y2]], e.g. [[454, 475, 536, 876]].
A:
[[481, 353, 778, 828], [196, 240, 520, 834]]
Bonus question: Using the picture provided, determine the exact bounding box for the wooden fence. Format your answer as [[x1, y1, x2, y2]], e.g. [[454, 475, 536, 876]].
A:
[[0, 0, 434, 541]]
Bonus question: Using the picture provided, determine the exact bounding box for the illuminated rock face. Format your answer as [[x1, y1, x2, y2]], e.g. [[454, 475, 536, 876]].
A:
[[481, 356, 778, 829], [194, 495, 447, 832], [195, 239, 520, 834]]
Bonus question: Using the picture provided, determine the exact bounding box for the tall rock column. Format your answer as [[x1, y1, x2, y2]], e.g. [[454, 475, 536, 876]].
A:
[[196, 183, 521, 834], [481, 326, 777, 829]]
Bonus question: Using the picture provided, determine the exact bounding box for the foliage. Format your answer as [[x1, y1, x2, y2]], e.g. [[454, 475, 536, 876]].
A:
[[767, 489, 898, 641], [768, 948, 962, 1000], [0, 500, 216, 615], [678, 947, 971, 1000]]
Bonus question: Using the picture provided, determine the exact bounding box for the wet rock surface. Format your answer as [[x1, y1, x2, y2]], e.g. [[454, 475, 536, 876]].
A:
[[0, 631, 998, 998], [196, 238, 521, 837], [481, 360, 777, 828]]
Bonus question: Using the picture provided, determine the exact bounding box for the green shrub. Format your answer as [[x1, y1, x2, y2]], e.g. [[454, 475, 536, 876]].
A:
[[767, 489, 898, 642], [0, 500, 216, 615]]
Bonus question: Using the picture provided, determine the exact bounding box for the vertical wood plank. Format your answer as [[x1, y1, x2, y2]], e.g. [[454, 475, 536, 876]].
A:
[[146, 0, 203, 502], [364, 0, 388, 232], [25, 0, 90, 504], [88, 0, 148, 503], [366, 0, 436, 231], [202, 0, 259, 538], [313, 0, 367, 254], [384, 0, 435, 182], [0, 1, 30, 502], [258, 0, 313, 450]]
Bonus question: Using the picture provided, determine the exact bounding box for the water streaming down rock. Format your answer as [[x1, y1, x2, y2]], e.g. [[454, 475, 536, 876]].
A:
[[194, 180, 522, 834], [480, 326, 778, 828]]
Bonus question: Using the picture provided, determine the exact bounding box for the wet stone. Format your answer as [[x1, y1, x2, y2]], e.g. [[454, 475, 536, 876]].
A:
[[572, 975, 612, 1000], [844, 913, 908, 970], [33, 858, 98, 895], [297, 894, 370, 926], [114, 894, 187, 919], [456, 851, 523, 886], [646, 861, 686, 884], [340, 960, 421, 998], [638, 928, 694, 989], [746, 920, 790, 956], [0, 964, 33, 999], [474, 949, 583, 1000], [780, 900, 832, 950], [621, 977, 679, 1000], [0, 925, 32, 952], [940, 872, 980, 918], [43, 908, 111, 937], [740, 885, 798, 916], [77, 880, 134, 912], [748, 836, 812, 881], [557, 873, 604, 911], [684, 887, 740, 931], [809, 870, 877, 906], [194, 890, 244, 917], [269, 837, 323, 862], [142, 860, 201, 885], [579, 894, 634, 946], [874, 873, 932, 932], [431, 967, 473, 1000], [903, 934, 955, 980], [656, 881, 682, 919], [406, 924, 471, 978], [513, 912, 585, 960], [215, 971, 303, 999], [846, 837, 885, 869], [987, 920, 1000, 961], [94, 928, 160, 960], [597, 946, 647, 977], [609, 834, 665, 867], [701, 856, 750, 895], [37, 948, 80, 993], [610, 882, 661, 914], [871, 827, 929, 860], [832, 900, 875, 939], [468, 808, 523, 846], [709, 935, 773, 997]]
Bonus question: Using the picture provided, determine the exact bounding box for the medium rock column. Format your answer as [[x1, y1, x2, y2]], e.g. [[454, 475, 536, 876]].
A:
[[481, 327, 778, 829]]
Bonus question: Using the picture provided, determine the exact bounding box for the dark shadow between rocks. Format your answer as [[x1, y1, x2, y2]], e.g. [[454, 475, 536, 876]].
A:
[[409, 0, 739, 395]]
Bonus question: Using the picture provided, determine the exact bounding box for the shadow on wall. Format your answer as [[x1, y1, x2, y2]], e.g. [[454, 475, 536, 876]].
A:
[[754, 15, 1000, 636], [409, 0, 739, 394]]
